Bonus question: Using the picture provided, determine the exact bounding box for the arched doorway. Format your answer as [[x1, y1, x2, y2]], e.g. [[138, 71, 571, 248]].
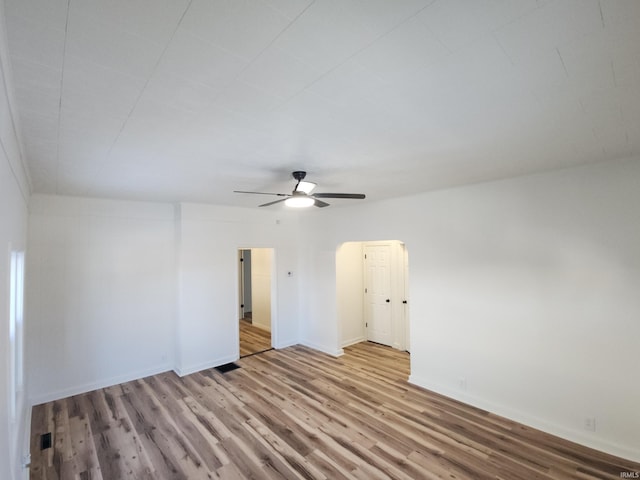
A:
[[336, 240, 410, 352]]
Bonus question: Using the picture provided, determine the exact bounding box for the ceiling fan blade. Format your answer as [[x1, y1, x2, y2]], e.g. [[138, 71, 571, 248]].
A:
[[313, 193, 365, 199], [234, 190, 288, 196], [259, 197, 289, 207], [237, 171, 366, 209]]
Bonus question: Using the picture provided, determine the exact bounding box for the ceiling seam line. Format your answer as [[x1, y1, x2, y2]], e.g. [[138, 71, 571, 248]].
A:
[[205, 0, 318, 107], [598, 1, 606, 29], [0, 138, 29, 205], [275, 0, 439, 111], [80, 0, 197, 198], [0, 35, 31, 203], [555, 47, 569, 79], [55, 0, 72, 196], [82, 0, 318, 200]]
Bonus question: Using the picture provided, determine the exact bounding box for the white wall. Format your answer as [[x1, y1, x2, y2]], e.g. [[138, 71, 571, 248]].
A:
[[299, 157, 640, 462], [26, 199, 303, 395], [27, 195, 176, 404], [250, 248, 272, 332], [175, 203, 299, 375], [298, 237, 342, 356], [0, 2, 31, 477], [19, 162, 640, 465]]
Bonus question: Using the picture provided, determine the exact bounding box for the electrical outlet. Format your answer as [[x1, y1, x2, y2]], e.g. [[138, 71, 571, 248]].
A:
[[584, 417, 596, 432]]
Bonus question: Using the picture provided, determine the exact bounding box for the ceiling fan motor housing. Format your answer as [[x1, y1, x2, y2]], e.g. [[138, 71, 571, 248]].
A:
[[292, 171, 307, 181]]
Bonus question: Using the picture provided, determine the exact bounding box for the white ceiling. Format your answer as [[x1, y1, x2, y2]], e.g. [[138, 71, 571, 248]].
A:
[[4, 0, 640, 207]]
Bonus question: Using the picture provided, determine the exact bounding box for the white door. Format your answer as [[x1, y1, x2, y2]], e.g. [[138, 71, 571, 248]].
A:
[[365, 244, 393, 346]]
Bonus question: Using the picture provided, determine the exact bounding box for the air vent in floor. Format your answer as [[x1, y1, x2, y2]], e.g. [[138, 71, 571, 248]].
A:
[[215, 362, 240, 373], [40, 432, 52, 450]]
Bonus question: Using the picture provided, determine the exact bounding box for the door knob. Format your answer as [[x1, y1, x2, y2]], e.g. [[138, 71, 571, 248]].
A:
[[386, 299, 390, 303]]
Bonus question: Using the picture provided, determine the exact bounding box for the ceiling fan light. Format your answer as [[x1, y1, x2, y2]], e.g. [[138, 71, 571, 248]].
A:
[[285, 195, 315, 208], [296, 181, 317, 194]]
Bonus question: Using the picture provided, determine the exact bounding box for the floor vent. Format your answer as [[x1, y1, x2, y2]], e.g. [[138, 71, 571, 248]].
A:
[[215, 362, 240, 374], [40, 432, 52, 450]]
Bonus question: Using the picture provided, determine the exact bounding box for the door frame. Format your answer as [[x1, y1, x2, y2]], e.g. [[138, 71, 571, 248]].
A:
[[337, 240, 409, 352], [238, 249, 252, 320], [364, 241, 408, 351], [236, 247, 276, 355]]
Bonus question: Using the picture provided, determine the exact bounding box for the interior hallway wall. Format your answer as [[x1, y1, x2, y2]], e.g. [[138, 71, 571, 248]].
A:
[[298, 157, 640, 462], [175, 203, 300, 375]]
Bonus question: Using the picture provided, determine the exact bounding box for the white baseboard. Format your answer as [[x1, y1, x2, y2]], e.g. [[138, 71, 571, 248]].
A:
[[29, 363, 173, 405], [341, 336, 365, 348], [252, 321, 271, 332], [301, 340, 344, 357], [409, 374, 640, 464], [273, 339, 297, 349], [174, 353, 238, 377]]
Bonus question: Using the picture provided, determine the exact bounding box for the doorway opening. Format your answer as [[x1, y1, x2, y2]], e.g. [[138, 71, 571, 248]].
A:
[[238, 248, 274, 357], [337, 240, 409, 352]]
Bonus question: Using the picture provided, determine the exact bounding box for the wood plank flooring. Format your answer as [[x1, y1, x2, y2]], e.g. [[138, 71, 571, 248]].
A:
[[30, 342, 640, 479], [239, 318, 272, 357]]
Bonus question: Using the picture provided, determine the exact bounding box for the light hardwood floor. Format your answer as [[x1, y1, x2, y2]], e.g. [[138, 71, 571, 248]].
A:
[[30, 342, 639, 479], [239, 318, 272, 357]]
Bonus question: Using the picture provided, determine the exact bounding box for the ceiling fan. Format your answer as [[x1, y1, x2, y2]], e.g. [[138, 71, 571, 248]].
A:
[[234, 171, 366, 208]]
